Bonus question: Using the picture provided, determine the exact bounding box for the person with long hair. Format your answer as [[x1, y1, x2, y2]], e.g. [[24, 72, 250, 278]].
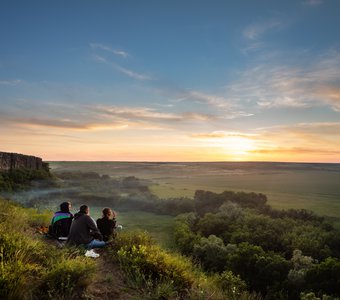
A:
[[96, 207, 117, 242]]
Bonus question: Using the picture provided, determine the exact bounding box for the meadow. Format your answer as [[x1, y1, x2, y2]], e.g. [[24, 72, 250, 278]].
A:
[[90, 208, 175, 249], [50, 161, 340, 224]]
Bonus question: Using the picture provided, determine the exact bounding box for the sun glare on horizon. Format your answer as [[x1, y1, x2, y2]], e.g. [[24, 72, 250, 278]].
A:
[[213, 136, 257, 161]]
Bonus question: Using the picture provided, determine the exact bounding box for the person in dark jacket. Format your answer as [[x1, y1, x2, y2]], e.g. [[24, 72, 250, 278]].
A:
[[49, 202, 73, 238], [67, 205, 106, 249], [96, 208, 117, 242]]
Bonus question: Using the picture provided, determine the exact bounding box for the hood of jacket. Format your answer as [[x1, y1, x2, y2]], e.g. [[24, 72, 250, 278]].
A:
[[74, 212, 87, 220]]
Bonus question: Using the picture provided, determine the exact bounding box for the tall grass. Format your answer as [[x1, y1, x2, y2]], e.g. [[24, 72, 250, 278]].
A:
[[110, 230, 260, 300], [0, 197, 96, 299]]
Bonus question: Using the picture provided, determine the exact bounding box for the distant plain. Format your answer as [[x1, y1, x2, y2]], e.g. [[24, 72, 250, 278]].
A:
[[50, 161, 340, 228]]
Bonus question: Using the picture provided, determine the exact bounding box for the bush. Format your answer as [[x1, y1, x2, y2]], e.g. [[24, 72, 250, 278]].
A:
[[214, 270, 247, 299], [40, 256, 96, 299], [113, 231, 197, 291], [111, 231, 260, 300]]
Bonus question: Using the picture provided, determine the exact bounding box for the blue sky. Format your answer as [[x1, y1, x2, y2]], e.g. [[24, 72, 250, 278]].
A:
[[1, 0, 340, 162]]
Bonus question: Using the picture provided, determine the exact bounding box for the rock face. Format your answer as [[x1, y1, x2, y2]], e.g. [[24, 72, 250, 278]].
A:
[[0, 152, 49, 171]]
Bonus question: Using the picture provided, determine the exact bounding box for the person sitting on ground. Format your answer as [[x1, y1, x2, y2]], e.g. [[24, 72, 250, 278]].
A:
[[67, 205, 106, 250], [48, 201, 73, 239], [96, 208, 117, 242]]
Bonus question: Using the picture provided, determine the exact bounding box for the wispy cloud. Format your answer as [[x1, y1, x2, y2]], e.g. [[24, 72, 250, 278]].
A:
[[0, 100, 129, 131], [191, 131, 257, 139], [250, 147, 340, 155], [0, 79, 22, 86], [304, 0, 324, 6], [90, 43, 128, 58], [93, 55, 152, 80], [250, 122, 340, 157], [92, 105, 215, 123], [167, 89, 253, 119], [1, 113, 128, 131], [225, 50, 340, 111], [184, 90, 232, 108], [278, 122, 340, 137], [0, 99, 219, 133], [243, 19, 283, 40], [241, 17, 289, 54]]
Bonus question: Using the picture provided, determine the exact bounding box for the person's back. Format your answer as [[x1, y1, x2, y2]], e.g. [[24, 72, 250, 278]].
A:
[[67, 205, 105, 250], [49, 202, 73, 238], [96, 208, 116, 242]]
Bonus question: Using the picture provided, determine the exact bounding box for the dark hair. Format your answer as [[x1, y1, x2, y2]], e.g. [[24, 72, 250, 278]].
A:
[[102, 207, 111, 217], [60, 202, 71, 213], [79, 205, 88, 214]]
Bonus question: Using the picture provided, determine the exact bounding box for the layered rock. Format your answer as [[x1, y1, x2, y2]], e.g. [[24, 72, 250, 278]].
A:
[[0, 152, 49, 171]]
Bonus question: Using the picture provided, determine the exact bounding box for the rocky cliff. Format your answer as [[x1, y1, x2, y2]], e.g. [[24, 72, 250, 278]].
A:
[[0, 152, 49, 171]]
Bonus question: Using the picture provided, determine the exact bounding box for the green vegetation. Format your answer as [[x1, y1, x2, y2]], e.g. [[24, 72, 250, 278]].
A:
[[0, 168, 52, 192], [49, 162, 340, 227], [174, 190, 340, 299], [110, 230, 258, 300], [0, 197, 262, 300], [0, 197, 96, 299], [2, 162, 340, 299], [115, 211, 175, 249]]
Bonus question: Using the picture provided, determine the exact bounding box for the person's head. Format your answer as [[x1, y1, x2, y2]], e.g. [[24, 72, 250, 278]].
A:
[[102, 207, 115, 219], [60, 202, 71, 213], [79, 205, 89, 215]]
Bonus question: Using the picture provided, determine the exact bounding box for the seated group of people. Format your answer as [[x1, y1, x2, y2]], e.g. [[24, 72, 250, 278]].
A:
[[49, 202, 117, 252]]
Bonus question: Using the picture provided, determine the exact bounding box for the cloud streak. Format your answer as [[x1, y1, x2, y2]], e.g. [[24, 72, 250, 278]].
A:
[[191, 131, 257, 139], [304, 0, 324, 6], [250, 147, 340, 155], [0, 99, 220, 133], [92, 105, 216, 123], [90, 43, 128, 58], [93, 55, 152, 80], [163, 88, 253, 119], [0, 79, 22, 86], [243, 19, 283, 40]]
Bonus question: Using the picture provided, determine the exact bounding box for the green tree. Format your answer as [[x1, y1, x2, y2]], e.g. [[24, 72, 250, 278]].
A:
[[193, 235, 229, 272], [305, 257, 340, 296]]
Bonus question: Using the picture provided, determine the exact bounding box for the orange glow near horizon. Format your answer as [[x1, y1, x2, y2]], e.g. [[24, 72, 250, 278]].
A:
[[1, 123, 340, 163]]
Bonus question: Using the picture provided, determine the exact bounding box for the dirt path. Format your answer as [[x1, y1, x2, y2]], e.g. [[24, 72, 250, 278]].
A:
[[86, 250, 141, 300], [33, 228, 142, 299]]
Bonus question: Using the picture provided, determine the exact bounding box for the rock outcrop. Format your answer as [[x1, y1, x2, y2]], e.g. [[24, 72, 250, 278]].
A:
[[0, 151, 49, 171]]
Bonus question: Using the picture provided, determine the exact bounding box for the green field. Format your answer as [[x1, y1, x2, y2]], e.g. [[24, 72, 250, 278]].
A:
[[49, 161, 340, 228], [90, 208, 175, 249]]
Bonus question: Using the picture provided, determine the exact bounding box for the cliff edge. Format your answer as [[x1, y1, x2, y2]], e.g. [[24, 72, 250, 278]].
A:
[[0, 151, 49, 171]]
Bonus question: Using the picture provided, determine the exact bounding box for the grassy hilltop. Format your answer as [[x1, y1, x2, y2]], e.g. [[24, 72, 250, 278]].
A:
[[0, 198, 253, 299], [1, 163, 340, 299]]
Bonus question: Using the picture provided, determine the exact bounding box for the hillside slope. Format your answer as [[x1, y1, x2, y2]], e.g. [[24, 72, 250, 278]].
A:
[[0, 198, 253, 300], [0, 197, 141, 299]]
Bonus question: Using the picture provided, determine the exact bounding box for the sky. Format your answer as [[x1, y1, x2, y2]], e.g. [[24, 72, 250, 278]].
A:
[[1, 0, 340, 162]]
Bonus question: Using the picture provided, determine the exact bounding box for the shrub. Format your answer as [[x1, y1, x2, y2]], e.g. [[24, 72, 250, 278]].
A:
[[114, 232, 197, 291], [40, 256, 96, 299], [214, 270, 247, 299], [111, 231, 259, 300]]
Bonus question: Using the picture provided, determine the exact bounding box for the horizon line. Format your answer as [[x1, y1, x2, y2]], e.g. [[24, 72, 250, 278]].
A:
[[47, 160, 340, 164]]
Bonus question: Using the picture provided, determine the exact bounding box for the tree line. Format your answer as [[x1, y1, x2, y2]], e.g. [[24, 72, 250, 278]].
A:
[[174, 190, 340, 299]]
